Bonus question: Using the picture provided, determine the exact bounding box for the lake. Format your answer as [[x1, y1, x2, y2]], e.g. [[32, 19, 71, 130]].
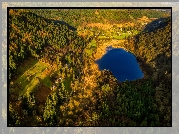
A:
[[95, 46, 144, 82]]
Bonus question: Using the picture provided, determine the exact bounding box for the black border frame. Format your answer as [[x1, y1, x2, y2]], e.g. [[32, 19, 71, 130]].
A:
[[7, 6, 172, 127]]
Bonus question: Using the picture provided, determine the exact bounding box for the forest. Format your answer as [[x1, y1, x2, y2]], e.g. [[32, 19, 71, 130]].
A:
[[8, 8, 171, 126]]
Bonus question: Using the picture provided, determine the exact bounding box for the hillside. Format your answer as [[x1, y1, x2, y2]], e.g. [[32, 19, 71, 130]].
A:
[[8, 9, 171, 127]]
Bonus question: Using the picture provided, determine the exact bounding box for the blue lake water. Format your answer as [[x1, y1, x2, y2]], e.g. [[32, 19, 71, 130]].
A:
[[95, 47, 144, 82]]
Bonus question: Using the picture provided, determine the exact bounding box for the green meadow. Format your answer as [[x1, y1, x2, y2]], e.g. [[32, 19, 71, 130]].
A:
[[12, 58, 53, 97]]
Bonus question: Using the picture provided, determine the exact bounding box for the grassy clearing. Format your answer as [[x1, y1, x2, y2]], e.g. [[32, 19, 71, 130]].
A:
[[98, 30, 140, 40], [41, 76, 53, 88], [63, 77, 73, 93], [89, 39, 97, 47], [13, 58, 53, 97], [112, 34, 129, 40], [84, 39, 97, 57], [98, 33, 130, 40]]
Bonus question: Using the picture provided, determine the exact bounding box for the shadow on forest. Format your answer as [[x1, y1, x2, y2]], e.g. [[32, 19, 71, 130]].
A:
[[14, 58, 38, 80], [26, 12, 77, 31], [9, 58, 38, 102], [134, 17, 170, 45], [34, 78, 52, 105], [92, 16, 171, 85], [142, 17, 170, 33], [95, 17, 171, 126], [139, 16, 171, 85], [131, 16, 171, 79], [151, 51, 171, 88]]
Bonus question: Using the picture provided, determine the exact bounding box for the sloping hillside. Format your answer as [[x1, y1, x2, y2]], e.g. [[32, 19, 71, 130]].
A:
[[124, 17, 171, 126], [8, 9, 171, 127]]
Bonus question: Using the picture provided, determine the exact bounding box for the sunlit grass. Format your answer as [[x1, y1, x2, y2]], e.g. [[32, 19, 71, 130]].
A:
[[63, 77, 72, 93], [85, 49, 93, 56], [41, 76, 52, 88], [89, 39, 97, 47], [84, 39, 97, 57], [98, 33, 129, 40], [14, 58, 53, 97]]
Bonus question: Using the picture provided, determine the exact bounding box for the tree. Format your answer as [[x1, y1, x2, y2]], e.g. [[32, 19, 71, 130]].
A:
[[43, 93, 58, 126]]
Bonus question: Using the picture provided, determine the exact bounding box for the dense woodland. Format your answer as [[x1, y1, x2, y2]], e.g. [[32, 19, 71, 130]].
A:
[[8, 9, 171, 126]]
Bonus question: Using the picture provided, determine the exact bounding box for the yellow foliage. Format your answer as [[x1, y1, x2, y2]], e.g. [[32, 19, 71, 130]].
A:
[[74, 100, 80, 107], [68, 102, 74, 110], [68, 111, 73, 116]]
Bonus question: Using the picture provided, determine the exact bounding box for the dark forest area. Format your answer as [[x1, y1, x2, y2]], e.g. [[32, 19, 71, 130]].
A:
[[8, 8, 171, 127]]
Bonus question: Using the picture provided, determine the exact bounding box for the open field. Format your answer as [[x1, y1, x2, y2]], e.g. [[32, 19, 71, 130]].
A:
[[10, 58, 54, 97]]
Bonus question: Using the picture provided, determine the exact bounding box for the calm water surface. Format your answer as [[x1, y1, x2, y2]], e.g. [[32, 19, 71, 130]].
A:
[[95, 47, 144, 82]]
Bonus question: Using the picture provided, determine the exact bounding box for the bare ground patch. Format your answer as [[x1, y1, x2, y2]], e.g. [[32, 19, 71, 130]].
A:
[[34, 84, 52, 105]]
